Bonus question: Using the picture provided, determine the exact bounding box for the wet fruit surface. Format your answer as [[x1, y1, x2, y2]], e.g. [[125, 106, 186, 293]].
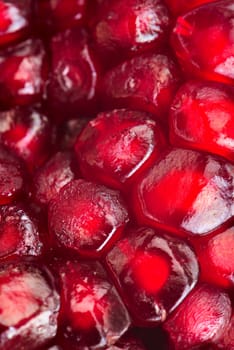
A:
[[0, 204, 43, 258], [0, 0, 232, 349], [57, 259, 131, 348], [0, 260, 60, 350], [0, 107, 51, 170], [75, 109, 166, 190], [0, 0, 32, 47], [169, 80, 234, 162], [48, 179, 129, 257], [171, 0, 234, 84], [164, 283, 232, 349], [133, 147, 234, 236], [100, 53, 181, 120], [0, 38, 48, 108], [0, 145, 25, 204], [91, 0, 170, 57], [106, 226, 199, 325], [49, 28, 99, 121]]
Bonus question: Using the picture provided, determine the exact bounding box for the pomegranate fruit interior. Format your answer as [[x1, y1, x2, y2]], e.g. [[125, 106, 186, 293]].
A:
[[0, 0, 233, 349]]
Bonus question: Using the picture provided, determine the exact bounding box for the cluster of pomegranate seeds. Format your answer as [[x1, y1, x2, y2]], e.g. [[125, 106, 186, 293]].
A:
[[0, 0, 232, 350]]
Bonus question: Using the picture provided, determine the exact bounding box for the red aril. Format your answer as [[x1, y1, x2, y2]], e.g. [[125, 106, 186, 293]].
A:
[[165, 0, 217, 16], [48, 179, 129, 257], [0, 145, 25, 204], [91, 0, 170, 58], [48, 28, 100, 122], [33, 151, 76, 206], [0, 260, 60, 350], [100, 53, 181, 121], [0, 204, 43, 259], [0, 107, 51, 171], [196, 227, 234, 289], [164, 284, 232, 350], [171, 0, 234, 84], [0, 39, 48, 109], [75, 109, 166, 190], [132, 148, 234, 237], [106, 226, 199, 325], [0, 0, 32, 48], [57, 259, 131, 348], [169, 80, 234, 163]]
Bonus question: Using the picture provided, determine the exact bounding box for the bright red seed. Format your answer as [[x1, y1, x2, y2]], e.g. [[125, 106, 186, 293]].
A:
[[106, 226, 199, 325], [0, 261, 60, 350], [171, 0, 234, 84], [75, 109, 166, 190], [196, 227, 234, 289], [164, 284, 232, 350], [132, 252, 170, 294], [100, 53, 180, 121], [0, 204, 43, 259], [57, 259, 131, 348], [133, 148, 234, 237], [0, 107, 51, 171], [0, 39, 48, 108], [0, 146, 25, 205], [169, 80, 234, 163], [48, 179, 129, 257], [0, 0, 32, 48]]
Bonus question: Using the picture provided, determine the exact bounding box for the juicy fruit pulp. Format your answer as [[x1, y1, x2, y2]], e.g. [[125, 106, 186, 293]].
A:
[[0, 0, 233, 350], [106, 226, 199, 325]]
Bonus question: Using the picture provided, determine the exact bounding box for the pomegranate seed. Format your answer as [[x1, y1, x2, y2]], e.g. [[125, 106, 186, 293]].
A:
[[0, 145, 25, 204], [0, 38, 48, 109], [0, 0, 32, 48], [48, 28, 100, 122], [165, 0, 216, 16], [0, 204, 43, 259], [91, 0, 170, 58], [48, 179, 129, 257], [35, 0, 87, 33], [75, 109, 166, 190], [0, 107, 51, 171], [196, 227, 234, 289], [164, 283, 232, 350], [0, 260, 60, 350], [169, 80, 234, 163], [100, 53, 180, 120], [57, 259, 131, 348], [171, 0, 234, 84], [106, 226, 199, 325], [33, 151, 76, 206], [132, 148, 234, 237]]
